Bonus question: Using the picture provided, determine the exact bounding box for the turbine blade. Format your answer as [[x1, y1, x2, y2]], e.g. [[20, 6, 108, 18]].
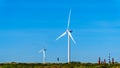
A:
[[67, 9, 71, 29], [39, 49, 43, 53], [68, 31, 76, 44], [38, 50, 42, 53], [56, 31, 67, 40]]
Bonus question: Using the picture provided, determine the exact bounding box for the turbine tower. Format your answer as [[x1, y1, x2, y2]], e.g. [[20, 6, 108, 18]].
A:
[[39, 48, 46, 64], [56, 9, 76, 63]]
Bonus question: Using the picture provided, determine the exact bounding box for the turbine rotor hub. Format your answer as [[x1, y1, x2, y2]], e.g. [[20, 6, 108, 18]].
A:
[[69, 30, 72, 33]]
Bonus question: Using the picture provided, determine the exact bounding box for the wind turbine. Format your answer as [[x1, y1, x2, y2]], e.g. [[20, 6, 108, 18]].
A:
[[39, 48, 46, 64], [56, 9, 76, 63]]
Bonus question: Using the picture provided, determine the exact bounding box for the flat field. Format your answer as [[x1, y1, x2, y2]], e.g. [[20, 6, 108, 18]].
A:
[[0, 62, 119, 68]]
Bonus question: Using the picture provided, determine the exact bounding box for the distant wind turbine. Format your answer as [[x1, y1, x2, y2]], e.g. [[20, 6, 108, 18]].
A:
[[56, 9, 76, 63], [39, 48, 46, 64]]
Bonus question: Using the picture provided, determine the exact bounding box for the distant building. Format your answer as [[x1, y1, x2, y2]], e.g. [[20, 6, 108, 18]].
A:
[[98, 57, 101, 64], [104, 59, 106, 64], [57, 57, 59, 62], [112, 58, 114, 64]]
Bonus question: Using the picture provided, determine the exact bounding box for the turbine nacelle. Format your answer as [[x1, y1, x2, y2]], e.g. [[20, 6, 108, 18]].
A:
[[67, 30, 72, 33], [56, 29, 75, 44], [39, 48, 46, 53]]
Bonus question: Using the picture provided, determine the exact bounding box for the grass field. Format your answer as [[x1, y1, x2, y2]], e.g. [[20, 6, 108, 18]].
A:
[[0, 62, 120, 68]]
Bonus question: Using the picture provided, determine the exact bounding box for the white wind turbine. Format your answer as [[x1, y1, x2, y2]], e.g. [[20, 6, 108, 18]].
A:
[[39, 48, 46, 64], [56, 9, 76, 63]]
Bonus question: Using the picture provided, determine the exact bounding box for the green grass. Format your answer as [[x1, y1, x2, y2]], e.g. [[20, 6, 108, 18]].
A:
[[0, 62, 119, 68]]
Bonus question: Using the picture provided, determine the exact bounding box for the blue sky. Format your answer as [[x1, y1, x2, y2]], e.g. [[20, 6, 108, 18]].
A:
[[0, 0, 120, 63]]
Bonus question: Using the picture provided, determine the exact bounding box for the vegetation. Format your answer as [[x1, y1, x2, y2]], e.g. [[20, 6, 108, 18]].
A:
[[0, 62, 120, 68]]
